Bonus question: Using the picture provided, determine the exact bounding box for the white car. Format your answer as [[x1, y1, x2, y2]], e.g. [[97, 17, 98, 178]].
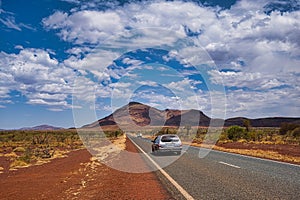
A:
[[151, 134, 182, 155]]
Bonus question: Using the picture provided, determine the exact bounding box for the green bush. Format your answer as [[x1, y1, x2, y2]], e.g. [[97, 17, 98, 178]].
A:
[[18, 147, 33, 163], [226, 126, 245, 141], [246, 130, 265, 141], [104, 130, 124, 138]]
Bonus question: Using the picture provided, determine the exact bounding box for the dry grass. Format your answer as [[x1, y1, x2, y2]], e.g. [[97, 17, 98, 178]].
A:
[[0, 129, 85, 171], [13, 147, 26, 152], [111, 134, 127, 150], [87, 135, 127, 161], [3, 152, 17, 158], [10, 160, 29, 169]]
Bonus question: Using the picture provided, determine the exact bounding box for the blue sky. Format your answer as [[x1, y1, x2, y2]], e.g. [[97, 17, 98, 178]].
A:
[[0, 0, 300, 129]]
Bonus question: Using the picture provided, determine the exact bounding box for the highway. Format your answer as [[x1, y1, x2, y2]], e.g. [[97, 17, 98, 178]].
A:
[[128, 135, 300, 200]]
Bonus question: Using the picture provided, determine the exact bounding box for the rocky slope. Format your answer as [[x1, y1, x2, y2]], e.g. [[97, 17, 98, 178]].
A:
[[83, 102, 300, 129]]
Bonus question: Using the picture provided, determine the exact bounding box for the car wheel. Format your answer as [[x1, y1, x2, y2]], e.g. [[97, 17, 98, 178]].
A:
[[152, 147, 156, 154]]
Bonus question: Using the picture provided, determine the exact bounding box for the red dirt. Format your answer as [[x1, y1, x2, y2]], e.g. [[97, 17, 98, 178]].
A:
[[0, 139, 172, 200]]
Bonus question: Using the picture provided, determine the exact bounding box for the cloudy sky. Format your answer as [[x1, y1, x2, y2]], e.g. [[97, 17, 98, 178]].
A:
[[0, 0, 299, 129]]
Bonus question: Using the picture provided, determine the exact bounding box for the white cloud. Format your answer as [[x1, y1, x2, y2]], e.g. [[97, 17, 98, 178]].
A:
[[0, 8, 35, 31], [0, 48, 79, 109], [163, 78, 194, 92], [225, 87, 300, 118], [37, 0, 300, 117], [63, 49, 120, 81], [0, 15, 21, 31], [44, 1, 300, 73], [208, 70, 291, 91], [43, 10, 124, 44], [122, 58, 143, 66], [137, 81, 158, 87]]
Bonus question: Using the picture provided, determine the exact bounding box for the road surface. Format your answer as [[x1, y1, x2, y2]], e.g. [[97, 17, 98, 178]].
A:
[[129, 135, 300, 200]]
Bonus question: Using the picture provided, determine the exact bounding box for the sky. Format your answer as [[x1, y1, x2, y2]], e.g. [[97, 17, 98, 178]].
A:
[[0, 0, 299, 129]]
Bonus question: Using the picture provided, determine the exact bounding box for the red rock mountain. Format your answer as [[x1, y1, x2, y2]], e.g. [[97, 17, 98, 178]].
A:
[[82, 102, 300, 129]]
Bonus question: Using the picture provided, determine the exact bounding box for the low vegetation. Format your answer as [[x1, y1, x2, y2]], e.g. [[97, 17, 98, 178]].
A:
[[1, 124, 299, 168], [189, 122, 300, 145], [0, 129, 83, 169], [0, 129, 125, 170], [142, 123, 300, 145]]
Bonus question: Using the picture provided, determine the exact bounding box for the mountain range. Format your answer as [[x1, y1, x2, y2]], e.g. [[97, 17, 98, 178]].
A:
[[19, 125, 63, 131], [82, 102, 300, 129]]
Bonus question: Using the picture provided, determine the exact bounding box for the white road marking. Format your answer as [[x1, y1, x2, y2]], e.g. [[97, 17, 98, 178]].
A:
[[218, 161, 241, 169], [129, 136, 194, 200]]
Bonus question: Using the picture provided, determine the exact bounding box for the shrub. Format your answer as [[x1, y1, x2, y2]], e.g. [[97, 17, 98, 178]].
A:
[[103, 130, 124, 138], [226, 126, 245, 141], [19, 147, 33, 163], [247, 130, 264, 141], [292, 127, 300, 137], [280, 123, 300, 135]]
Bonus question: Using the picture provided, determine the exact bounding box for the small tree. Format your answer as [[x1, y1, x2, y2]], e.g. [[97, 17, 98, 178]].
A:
[[243, 119, 251, 132]]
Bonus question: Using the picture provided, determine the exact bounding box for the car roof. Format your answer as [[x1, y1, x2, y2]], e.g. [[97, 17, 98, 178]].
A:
[[159, 134, 179, 138], [160, 134, 178, 136]]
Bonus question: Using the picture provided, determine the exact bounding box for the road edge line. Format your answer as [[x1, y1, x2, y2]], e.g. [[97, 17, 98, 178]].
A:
[[218, 161, 241, 169], [128, 136, 194, 200]]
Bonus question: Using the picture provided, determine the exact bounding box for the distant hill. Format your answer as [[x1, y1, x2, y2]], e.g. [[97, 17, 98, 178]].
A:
[[82, 102, 300, 129], [224, 117, 300, 127], [19, 125, 63, 131]]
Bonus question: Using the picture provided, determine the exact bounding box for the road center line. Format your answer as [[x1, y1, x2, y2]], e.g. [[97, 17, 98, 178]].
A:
[[219, 161, 241, 169], [128, 136, 194, 200]]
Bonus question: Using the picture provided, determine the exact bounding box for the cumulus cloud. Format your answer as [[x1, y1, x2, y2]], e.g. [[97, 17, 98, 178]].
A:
[[208, 69, 300, 93], [0, 48, 78, 110], [43, 0, 300, 72], [43, 10, 125, 44], [225, 87, 300, 118], [163, 78, 194, 92], [43, 0, 300, 117], [2, 0, 299, 118], [63, 49, 120, 80]]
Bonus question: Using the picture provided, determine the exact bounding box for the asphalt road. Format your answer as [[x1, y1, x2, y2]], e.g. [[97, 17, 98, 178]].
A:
[[129, 135, 300, 200]]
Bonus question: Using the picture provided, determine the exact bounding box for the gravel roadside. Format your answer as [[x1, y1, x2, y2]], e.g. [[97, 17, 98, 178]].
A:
[[0, 138, 172, 200]]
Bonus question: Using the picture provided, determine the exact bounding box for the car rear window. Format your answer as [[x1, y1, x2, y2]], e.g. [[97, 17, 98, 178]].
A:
[[161, 135, 179, 142]]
